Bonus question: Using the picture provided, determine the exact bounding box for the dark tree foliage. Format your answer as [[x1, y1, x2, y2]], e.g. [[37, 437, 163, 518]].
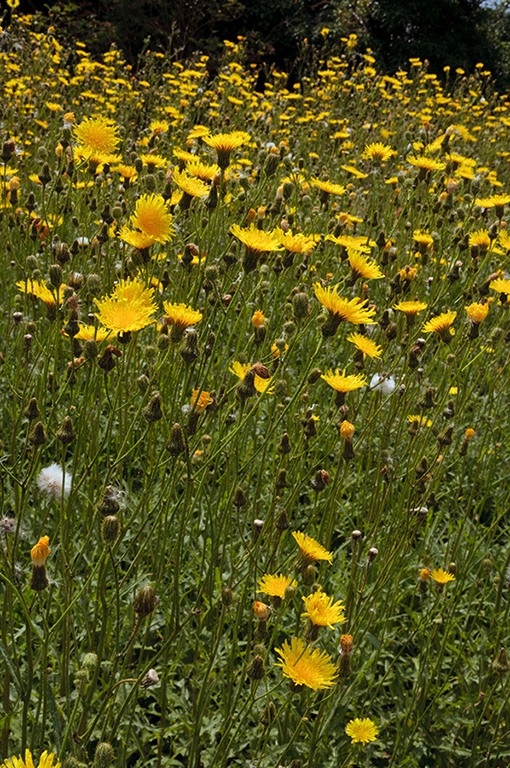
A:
[[364, 0, 499, 77]]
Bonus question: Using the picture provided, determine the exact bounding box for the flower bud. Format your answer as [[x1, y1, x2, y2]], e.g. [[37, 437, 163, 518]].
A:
[[166, 423, 187, 457], [143, 391, 163, 423], [94, 743, 115, 768], [133, 585, 159, 617], [102, 515, 120, 543]]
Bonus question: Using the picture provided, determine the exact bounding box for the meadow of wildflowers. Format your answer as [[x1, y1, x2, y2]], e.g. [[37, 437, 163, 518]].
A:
[[1, 8, 510, 768]]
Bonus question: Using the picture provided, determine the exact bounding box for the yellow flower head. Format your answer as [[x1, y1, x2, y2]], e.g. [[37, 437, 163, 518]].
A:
[[230, 223, 283, 254], [140, 154, 168, 171], [185, 159, 220, 182], [347, 249, 384, 280], [63, 324, 110, 342], [251, 310, 266, 327], [95, 279, 157, 334], [347, 332, 382, 359], [321, 369, 367, 394], [257, 573, 297, 598], [276, 229, 319, 254], [302, 589, 345, 628], [489, 277, 510, 295], [275, 637, 338, 690], [3, 750, 60, 768], [393, 300, 428, 315], [173, 169, 210, 198], [292, 531, 333, 564], [16, 279, 66, 307], [362, 142, 396, 163], [74, 116, 120, 159], [430, 568, 455, 584], [163, 302, 203, 333], [340, 420, 355, 440], [229, 361, 273, 393], [149, 119, 169, 136], [422, 311, 456, 341], [253, 600, 270, 620], [190, 389, 213, 414], [314, 283, 376, 336], [407, 155, 446, 172], [469, 229, 491, 251], [31, 536, 51, 566], [129, 193, 174, 244], [465, 302, 488, 323], [311, 177, 345, 196], [203, 131, 249, 168], [345, 717, 379, 746]]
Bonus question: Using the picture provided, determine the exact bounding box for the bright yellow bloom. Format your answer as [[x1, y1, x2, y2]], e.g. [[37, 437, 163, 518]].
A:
[[469, 229, 491, 250], [340, 420, 355, 440], [149, 119, 169, 136], [63, 324, 110, 341], [173, 169, 210, 198], [347, 249, 384, 280], [16, 279, 66, 307], [430, 568, 455, 584], [163, 302, 203, 333], [251, 310, 266, 327], [118, 227, 156, 250], [229, 361, 273, 393], [190, 389, 213, 414], [292, 531, 333, 564], [140, 154, 168, 171], [275, 637, 338, 690], [230, 223, 283, 254], [3, 750, 60, 768], [465, 302, 489, 323], [314, 284, 376, 333], [95, 279, 157, 334], [185, 159, 220, 182], [321, 369, 367, 393], [31, 536, 51, 566], [407, 414, 432, 427], [311, 177, 345, 196], [393, 300, 428, 315], [74, 116, 120, 159], [362, 142, 396, 162], [407, 155, 446, 172], [276, 230, 318, 253], [302, 589, 345, 628], [489, 277, 510, 295], [203, 131, 249, 168], [257, 573, 297, 598], [422, 311, 456, 341], [347, 332, 382, 359], [345, 718, 379, 745], [129, 193, 174, 244], [326, 234, 372, 253]]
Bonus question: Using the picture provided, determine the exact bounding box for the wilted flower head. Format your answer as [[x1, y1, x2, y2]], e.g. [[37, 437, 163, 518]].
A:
[[37, 463, 72, 500]]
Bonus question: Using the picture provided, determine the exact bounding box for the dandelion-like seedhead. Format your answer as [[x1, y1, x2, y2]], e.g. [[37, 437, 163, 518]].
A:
[[37, 464, 71, 500]]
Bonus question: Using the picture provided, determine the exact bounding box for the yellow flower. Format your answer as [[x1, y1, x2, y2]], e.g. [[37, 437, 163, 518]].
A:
[[163, 302, 203, 334], [31, 536, 51, 566], [407, 414, 432, 427], [311, 177, 345, 197], [203, 130, 249, 168], [251, 310, 266, 327], [465, 302, 489, 323], [340, 420, 355, 440], [292, 531, 333, 564], [95, 279, 157, 334], [173, 169, 210, 198], [347, 332, 382, 359], [275, 637, 338, 690], [407, 155, 446, 173], [74, 116, 120, 159], [16, 279, 66, 307], [345, 717, 379, 746], [149, 119, 169, 136], [393, 300, 428, 315], [129, 193, 174, 244], [63, 324, 110, 341], [422, 311, 456, 341], [362, 142, 396, 163], [489, 276, 510, 296], [185, 159, 220, 182], [302, 589, 345, 628], [140, 154, 168, 171], [229, 361, 273, 393], [347, 249, 384, 280], [276, 229, 319, 254], [230, 223, 283, 273], [190, 389, 213, 414], [3, 750, 60, 768], [257, 573, 297, 598], [253, 600, 270, 620], [469, 229, 491, 252], [430, 568, 455, 584], [314, 283, 376, 337], [118, 227, 156, 250], [321, 369, 367, 394]]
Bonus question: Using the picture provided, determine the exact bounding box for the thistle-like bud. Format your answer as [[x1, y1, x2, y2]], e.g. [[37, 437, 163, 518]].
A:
[[247, 654, 266, 680], [166, 423, 187, 457], [275, 508, 290, 531], [235, 369, 256, 401], [29, 421, 47, 446], [143, 391, 163, 423], [94, 743, 115, 768], [97, 486, 121, 516], [307, 368, 322, 385], [311, 469, 330, 493], [133, 585, 159, 617], [56, 415, 75, 445], [25, 397, 40, 421], [102, 515, 120, 543], [492, 648, 510, 674], [82, 652, 99, 678], [233, 487, 248, 508], [275, 469, 289, 491], [180, 329, 200, 364], [276, 432, 291, 454]]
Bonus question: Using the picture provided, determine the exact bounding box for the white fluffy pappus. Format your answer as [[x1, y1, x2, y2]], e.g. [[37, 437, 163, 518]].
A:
[[370, 373, 396, 395], [37, 463, 72, 500]]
